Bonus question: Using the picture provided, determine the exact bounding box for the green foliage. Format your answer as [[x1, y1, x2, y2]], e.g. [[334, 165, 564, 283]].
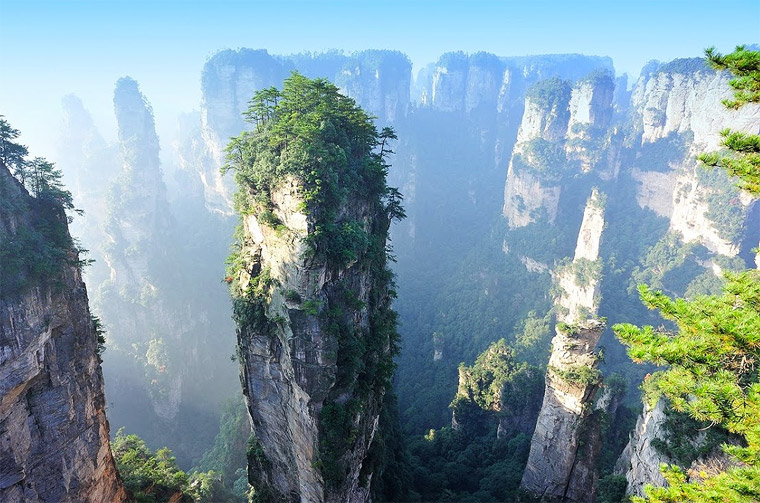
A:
[[629, 233, 695, 294], [91, 314, 106, 357], [549, 363, 602, 387], [526, 77, 572, 112], [224, 73, 404, 492], [112, 428, 190, 503], [223, 72, 403, 268], [597, 474, 629, 503], [696, 163, 746, 243], [699, 46, 760, 195], [452, 339, 542, 414], [630, 131, 692, 173], [518, 138, 567, 177], [195, 397, 250, 499], [113, 428, 245, 503], [613, 46, 760, 502], [700, 129, 760, 196], [556, 257, 603, 288], [655, 58, 709, 76], [406, 426, 532, 502], [512, 311, 553, 366], [705, 45, 760, 109], [614, 271, 760, 502], [0, 117, 30, 182], [650, 406, 733, 467], [0, 117, 87, 297]]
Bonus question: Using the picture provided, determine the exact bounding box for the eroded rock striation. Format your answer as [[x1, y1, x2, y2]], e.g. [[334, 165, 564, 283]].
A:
[[0, 162, 127, 503]]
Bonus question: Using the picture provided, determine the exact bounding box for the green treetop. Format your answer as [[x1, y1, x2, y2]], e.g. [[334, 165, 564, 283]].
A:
[[614, 273, 760, 502], [223, 72, 403, 267]]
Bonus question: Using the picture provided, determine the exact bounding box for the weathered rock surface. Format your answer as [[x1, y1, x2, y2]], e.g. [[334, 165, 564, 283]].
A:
[[555, 189, 605, 322], [521, 190, 606, 502], [503, 73, 615, 229], [235, 173, 394, 502], [0, 163, 128, 503], [614, 399, 670, 497], [628, 60, 760, 256], [521, 320, 605, 502]]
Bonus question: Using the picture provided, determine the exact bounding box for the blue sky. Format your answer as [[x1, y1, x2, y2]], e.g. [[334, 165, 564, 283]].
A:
[[1, 0, 758, 159]]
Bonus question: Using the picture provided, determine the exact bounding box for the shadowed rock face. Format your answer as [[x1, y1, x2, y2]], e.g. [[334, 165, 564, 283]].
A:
[[614, 399, 670, 497], [0, 164, 128, 503]]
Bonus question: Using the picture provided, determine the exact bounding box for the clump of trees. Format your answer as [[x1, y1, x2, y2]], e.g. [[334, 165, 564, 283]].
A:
[[0, 117, 85, 295], [112, 429, 247, 503]]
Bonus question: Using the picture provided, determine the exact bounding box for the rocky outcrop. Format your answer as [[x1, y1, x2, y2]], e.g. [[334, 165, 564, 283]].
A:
[[521, 190, 606, 502], [521, 320, 605, 502], [630, 59, 760, 149], [555, 189, 605, 322], [0, 162, 127, 502], [614, 399, 670, 497], [229, 80, 399, 502], [449, 339, 544, 438], [99, 76, 179, 420]]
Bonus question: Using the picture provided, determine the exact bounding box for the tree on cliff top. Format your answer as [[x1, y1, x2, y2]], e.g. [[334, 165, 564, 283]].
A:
[[614, 45, 760, 503], [0, 117, 84, 296], [223, 71, 403, 267]]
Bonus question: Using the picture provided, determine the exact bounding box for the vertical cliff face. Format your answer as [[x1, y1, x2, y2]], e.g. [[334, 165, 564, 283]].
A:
[[521, 189, 606, 502], [100, 77, 180, 420], [627, 59, 760, 257], [0, 163, 127, 503], [227, 75, 400, 503], [236, 182, 386, 503], [614, 399, 670, 496], [98, 77, 238, 466], [502, 78, 571, 228]]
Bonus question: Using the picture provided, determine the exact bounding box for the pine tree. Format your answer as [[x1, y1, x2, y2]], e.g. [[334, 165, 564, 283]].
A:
[[614, 45, 760, 502], [698, 45, 760, 194]]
